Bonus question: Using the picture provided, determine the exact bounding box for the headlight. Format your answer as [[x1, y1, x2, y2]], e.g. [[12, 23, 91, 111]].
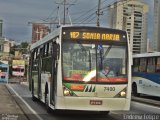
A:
[[120, 91, 126, 97], [64, 88, 71, 96], [114, 88, 127, 98], [63, 87, 76, 96]]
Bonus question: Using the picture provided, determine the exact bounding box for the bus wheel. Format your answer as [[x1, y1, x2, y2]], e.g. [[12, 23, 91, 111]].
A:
[[132, 83, 140, 97]]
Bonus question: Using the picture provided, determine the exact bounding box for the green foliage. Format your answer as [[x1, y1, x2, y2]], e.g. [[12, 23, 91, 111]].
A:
[[10, 42, 29, 55], [21, 42, 29, 49]]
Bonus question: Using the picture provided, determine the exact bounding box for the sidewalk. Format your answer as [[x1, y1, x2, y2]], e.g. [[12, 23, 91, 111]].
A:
[[0, 84, 28, 120]]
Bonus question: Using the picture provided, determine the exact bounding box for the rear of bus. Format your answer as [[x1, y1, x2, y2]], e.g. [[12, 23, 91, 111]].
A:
[[56, 26, 131, 112]]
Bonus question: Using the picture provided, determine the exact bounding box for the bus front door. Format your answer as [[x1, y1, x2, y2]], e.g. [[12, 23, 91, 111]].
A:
[[50, 42, 59, 105]]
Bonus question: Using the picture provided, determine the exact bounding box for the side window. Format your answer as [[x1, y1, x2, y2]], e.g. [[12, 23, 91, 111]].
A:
[[133, 58, 140, 72], [156, 57, 160, 72], [40, 45, 45, 58], [139, 58, 147, 72], [33, 48, 40, 60], [33, 49, 37, 60], [41, 45, 46, 72], [53, 41, 60, 60], [37, 48, 40, 59], [147, 57, 155, 73], [46, 42, 52, 72], [48, 42, 52, 55], [32, 50, 38, 72], [44, 43, 48, 57], [42, 42, 52, 73]]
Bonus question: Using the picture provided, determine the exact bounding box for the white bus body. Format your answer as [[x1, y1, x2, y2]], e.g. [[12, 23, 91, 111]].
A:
[[29, 26, 132, 113], [132, 52, 160, 97]]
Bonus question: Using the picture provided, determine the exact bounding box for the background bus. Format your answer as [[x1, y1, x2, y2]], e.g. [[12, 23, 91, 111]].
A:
[[12, 60, 25, 77], [132, 52, 160, 97], [29, 26, 132, 113], [0, 61, 9, 83]]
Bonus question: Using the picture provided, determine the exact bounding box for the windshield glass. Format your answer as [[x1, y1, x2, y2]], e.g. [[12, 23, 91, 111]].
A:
[[62, 42, 127, 83]]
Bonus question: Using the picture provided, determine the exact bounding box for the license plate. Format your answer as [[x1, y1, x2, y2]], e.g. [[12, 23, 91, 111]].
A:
[[90, 100, 102, 105]]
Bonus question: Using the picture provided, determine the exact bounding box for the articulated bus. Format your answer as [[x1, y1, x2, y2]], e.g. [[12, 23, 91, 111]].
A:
[[132, 52, 160, 97], [29, 26, 132, 113]]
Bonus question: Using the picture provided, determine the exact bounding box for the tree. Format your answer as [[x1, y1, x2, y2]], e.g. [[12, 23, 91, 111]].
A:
[[20, 42, 29, 54], [10, 42, 29, 55]]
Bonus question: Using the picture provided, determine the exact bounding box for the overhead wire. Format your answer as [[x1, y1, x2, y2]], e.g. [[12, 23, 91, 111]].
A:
[[101, 0, 131, 12], [35, 0, 131, 27], [39, 0, 114, 26], [76, 0, 112, 24], [71, 0, 108, 22]]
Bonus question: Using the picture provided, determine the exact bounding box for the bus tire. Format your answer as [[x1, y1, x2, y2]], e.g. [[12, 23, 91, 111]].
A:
[[45, 84, 51, 113], [132, 83, 140, 97]]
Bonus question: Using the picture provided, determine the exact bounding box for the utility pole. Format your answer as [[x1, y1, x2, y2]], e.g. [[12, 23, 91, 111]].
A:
[[96, 0, 103, 27], [63, 0, 66, 25], [56, 0, 74, 25]]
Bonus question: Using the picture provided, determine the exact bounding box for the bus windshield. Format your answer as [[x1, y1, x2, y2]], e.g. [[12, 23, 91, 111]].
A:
[[62, 42, 127, 83]]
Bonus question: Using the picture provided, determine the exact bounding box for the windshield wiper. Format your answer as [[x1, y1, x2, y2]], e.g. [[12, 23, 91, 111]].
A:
[[103, 45, 112, 60]]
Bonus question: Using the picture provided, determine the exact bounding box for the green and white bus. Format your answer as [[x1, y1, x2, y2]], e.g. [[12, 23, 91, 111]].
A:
[[29, 26, 132, 113]]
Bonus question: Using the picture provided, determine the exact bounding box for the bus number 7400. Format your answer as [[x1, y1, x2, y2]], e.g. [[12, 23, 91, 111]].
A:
[[104, 87, 115, 91]]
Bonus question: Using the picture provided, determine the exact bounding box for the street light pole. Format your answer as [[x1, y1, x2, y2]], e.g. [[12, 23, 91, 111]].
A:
[[96, 0, 103, 27], [63, 0, 66, 25]]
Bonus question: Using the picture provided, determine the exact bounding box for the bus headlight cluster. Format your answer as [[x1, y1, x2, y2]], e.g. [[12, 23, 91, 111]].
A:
[[63, 87, 74, 96], [115, 88, 127, 98], [120, 91, 126, 97]]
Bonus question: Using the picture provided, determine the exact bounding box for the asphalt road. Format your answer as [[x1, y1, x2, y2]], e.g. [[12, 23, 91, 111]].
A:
[[6, 83, 160, 120]]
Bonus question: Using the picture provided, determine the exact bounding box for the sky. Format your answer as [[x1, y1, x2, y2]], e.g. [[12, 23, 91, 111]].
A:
[[0, 0, 154, 43]]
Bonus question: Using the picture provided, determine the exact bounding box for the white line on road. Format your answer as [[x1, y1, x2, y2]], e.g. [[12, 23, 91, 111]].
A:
[[7, 84, 43, 120]]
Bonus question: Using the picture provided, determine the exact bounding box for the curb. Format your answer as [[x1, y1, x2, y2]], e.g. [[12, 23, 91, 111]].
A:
[[132, 96, 160, 107], [6, 84, 42, 120]]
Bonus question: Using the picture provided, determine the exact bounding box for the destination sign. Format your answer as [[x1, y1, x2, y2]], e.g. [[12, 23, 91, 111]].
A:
[[69, 31, 121, 41]]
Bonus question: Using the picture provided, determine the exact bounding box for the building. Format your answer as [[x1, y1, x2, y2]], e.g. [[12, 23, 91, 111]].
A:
[[32, 23, 49, 44], [0, 37, 12, 53], [0, 37, 15, 60], [108, 0, 148, 54], [152, 0, 160, 51]]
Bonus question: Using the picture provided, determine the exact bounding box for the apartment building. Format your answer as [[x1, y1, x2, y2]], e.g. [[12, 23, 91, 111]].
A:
[[152, 0, 160, 51], [108, 0, 148, 54]]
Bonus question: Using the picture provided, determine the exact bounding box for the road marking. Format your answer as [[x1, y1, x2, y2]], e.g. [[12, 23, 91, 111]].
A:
[[7, 84, 43, 120]]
